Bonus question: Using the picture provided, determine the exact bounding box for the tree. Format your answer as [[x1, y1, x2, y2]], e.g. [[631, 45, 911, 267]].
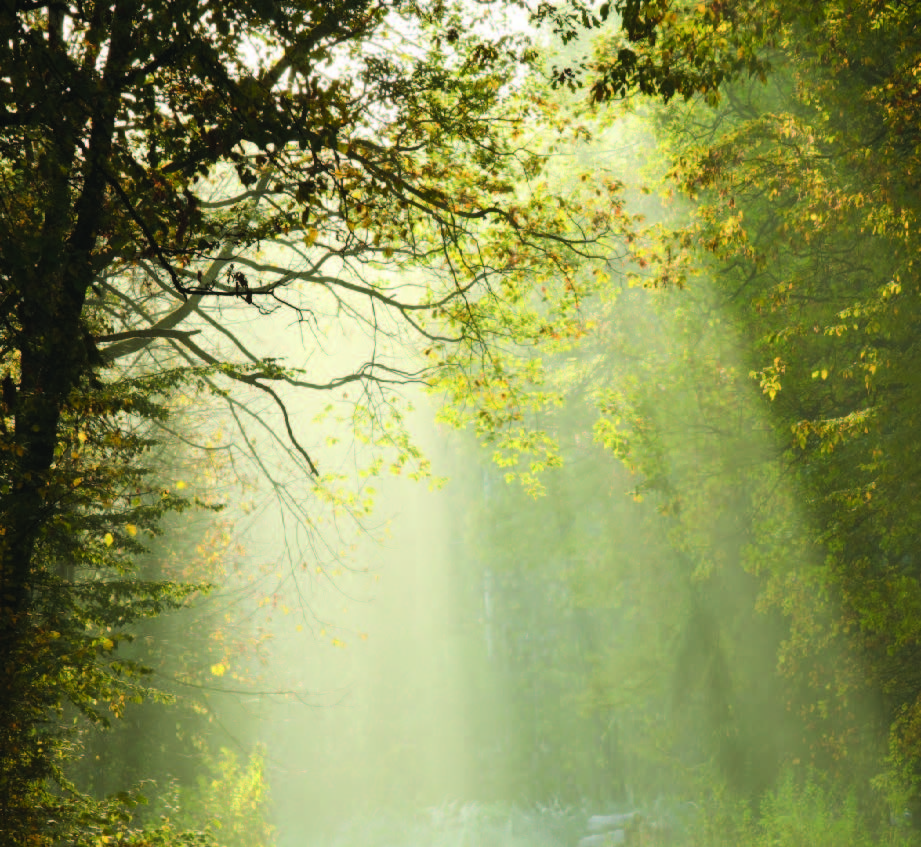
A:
[[1, 0, 638, 840], [0, 364, 216, 842], [0, 0, 635, 591], [582, 0, 921, 814]]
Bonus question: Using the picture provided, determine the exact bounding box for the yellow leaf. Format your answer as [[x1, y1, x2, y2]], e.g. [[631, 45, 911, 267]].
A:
[[103, 533, 114, 546], [305, 228, 319, 246], [77, 431, 88, 443], [176, 480, 187, 490], [821, 369, 828, 380], [126, 524, 137, 536], [72, 477, 83, 488], [210, 663, 226, 677]]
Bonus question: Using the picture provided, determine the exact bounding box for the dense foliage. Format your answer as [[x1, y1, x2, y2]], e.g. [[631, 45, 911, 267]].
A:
[[9, 0, 921, 843], [552, 0, 921, 828], [631, 0, 921, 816]]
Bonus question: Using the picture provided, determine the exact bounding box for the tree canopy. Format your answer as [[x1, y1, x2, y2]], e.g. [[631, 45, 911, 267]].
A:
[[11, 0, 921, 841]]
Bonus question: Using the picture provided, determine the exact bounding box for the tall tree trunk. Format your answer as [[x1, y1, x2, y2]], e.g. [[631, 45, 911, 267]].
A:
[[0, 6, 132, 820]]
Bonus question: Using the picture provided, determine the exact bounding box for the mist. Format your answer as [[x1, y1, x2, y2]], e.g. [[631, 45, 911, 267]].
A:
[[169, 112, 901, 847], [238, 249, 827, 846]]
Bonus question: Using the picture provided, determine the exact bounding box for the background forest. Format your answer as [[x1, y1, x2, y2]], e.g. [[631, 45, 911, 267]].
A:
[[4, 0, 921, 845]]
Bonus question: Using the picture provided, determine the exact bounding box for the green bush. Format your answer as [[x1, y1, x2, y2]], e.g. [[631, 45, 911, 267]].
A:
[[684, 770, 919, 847]]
